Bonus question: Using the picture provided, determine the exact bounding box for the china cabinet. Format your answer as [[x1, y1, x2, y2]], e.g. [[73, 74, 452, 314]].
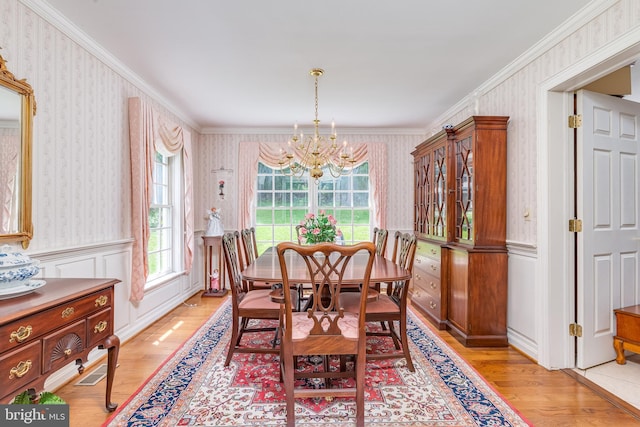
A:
[[411, 116, 508, 346]]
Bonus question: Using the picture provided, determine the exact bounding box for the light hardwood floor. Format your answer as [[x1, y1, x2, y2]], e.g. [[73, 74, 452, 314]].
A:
[[55, 293, 640, 427]]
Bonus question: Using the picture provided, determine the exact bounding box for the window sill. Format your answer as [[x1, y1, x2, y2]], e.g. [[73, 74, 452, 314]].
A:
[[145, 271, 186, 292]]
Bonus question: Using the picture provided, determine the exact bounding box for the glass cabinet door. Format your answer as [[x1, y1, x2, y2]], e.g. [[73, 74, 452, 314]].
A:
[[414, 151, 430, 235], [432, 145, 447, 238], [455, 136, 473, 242]]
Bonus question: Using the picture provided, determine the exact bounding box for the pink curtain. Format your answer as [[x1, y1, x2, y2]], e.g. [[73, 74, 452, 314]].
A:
[[128, 97, 194, 302], [153, 118, 195, 272], [238, 141, 386, 230], [128, 98, 154, 302], [367, 143, 387, 229]]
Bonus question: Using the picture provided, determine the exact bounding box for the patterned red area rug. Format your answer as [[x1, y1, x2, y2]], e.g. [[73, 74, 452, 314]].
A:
[[103, 300, 531, 426]]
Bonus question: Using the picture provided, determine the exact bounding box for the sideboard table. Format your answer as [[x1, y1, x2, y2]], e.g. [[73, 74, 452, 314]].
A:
[[0, 278, 120, 411]]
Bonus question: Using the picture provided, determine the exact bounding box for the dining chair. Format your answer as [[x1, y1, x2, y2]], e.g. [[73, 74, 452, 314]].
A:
[[242, 226, 307, 309], [372, 227, 388, 257], [221, 231, 298, 367], [240, 227, 272, 291], [340, 231, 417, 372], [370, 227, 389, 292], [276, 241, 376, 427]]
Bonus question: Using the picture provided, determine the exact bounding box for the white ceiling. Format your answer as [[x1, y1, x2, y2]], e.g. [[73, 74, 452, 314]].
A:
[[42, 0, 592, 132]]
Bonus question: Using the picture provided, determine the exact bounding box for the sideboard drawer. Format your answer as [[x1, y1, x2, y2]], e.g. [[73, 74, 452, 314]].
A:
[[0, 288, 113, 352], [42, 321, 86, 374], [87, 308, 112, 348], [0, 341, 42, 398]]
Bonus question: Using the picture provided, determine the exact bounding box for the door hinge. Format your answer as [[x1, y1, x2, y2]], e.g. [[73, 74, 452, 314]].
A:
[[569, 323, 583, 337], [568, 114, 582, 128], [569, 218, 583, 232]]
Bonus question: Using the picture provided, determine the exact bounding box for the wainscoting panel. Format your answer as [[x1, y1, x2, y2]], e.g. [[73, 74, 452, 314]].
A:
[[507, 242, 539, 361], [102, 250, 132, 333]]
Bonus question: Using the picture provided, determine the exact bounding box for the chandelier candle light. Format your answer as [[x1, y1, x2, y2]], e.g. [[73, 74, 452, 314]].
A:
[[279, 68, 356, 181]]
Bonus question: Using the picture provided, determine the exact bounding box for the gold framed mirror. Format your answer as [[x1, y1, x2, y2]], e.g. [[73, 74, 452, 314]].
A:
[[0, 53, 35, 249]]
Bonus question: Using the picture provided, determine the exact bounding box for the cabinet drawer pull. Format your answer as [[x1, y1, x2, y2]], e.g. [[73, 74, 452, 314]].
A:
[[430, 264, 437, 271], [64, 348, 72, 356], [9, 325, 32, 343], [429, 281, 436, 289], [95, 295, 108, 307], [430, 248, 437, 255], [9, 360, 32, 379], [415, 273, 421, 280], [94, 321, 108, 334], [415, 258, 421, 264], [61, 307, 75, 319], [429, 301, 437, 309]]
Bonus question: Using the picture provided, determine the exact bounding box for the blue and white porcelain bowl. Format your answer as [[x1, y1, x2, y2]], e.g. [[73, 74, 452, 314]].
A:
[[0, 245, 41, 290]]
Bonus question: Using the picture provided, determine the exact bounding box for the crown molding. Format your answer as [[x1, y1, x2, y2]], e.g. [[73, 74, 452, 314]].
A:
[[20, 0, 200, 131], [200, 126, 426, 136], [429, 0, 617, 129]]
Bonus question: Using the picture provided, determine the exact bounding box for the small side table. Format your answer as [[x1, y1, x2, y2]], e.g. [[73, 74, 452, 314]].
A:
[[202, 235, 228, 297], [613, 305, 640, 364]]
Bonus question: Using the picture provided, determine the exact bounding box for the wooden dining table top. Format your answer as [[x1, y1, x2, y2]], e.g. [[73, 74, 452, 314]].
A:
[[241, 245, 412, 285]]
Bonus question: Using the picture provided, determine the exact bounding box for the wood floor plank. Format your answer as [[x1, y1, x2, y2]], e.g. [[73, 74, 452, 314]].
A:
[[53, 295, 640, 426]]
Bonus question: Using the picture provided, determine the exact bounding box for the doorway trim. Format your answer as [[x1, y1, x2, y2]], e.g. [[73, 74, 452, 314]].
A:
[[537, 27, 640, 369]]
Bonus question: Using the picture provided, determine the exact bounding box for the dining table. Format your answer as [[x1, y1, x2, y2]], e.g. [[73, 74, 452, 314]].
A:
[[241, 245, 412, 291]]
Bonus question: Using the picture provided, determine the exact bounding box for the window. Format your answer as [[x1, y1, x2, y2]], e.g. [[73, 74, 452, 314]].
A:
[[147, 152, 177, 283], [255, 162, 370, 254]]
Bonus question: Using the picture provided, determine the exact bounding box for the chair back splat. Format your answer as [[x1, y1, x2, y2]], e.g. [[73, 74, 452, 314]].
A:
[[372, 227, 389, 257], [276, 241, 375, 427]]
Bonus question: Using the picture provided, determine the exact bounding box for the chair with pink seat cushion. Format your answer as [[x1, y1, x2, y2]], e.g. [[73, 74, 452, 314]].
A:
[[340, 231, 417, 372], [276, 241, 375, 427], [222, 231, 298, 367]]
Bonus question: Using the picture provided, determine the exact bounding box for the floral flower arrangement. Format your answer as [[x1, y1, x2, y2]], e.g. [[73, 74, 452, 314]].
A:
[[298, 211, 338, 244]]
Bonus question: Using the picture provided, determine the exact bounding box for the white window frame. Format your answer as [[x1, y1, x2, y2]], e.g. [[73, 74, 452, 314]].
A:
[[146, 152, 183, 287], [254, 162, 371, 253]]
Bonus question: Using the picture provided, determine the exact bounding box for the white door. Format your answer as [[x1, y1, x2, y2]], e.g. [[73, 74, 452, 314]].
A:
[[576, 89, 640, 369]]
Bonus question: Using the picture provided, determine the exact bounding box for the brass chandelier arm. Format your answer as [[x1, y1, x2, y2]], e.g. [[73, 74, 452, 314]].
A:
[[279, 68, 355, 182]]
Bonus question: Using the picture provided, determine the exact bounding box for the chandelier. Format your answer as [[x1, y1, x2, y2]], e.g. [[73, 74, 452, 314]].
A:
[[278, 68, 356, 181]]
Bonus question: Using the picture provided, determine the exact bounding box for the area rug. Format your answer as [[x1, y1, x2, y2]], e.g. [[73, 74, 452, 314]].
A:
[[103, 300, 531, 426]]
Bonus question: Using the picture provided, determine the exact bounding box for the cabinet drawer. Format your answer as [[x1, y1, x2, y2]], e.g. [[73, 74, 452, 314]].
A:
[[0, 288, 112, 352], [414, 255, 440, 277], [87, 308, 112, 348], [416, 241, 441, 260], [42, 321, 86, 374], [0, 340, 42, 398], [413, 268, 441, 297], [412, 288, 441, 319]]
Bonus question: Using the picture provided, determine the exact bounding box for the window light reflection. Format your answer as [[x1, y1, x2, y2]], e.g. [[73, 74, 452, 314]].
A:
[[152, 320, 185, 346]]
